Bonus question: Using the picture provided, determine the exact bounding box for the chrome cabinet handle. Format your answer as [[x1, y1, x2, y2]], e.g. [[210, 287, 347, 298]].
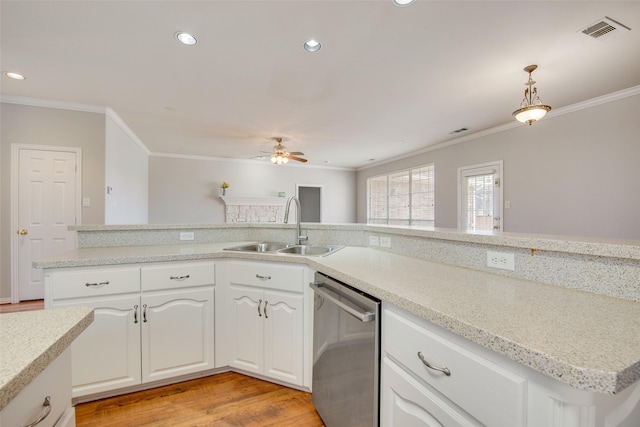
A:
[[264, 300, 269, 319], [134, 305, 139, 324], [85, 281, 109, 287], [417, 351, 451, 376], [21, 396, 51, 427], [257, 299, 263, 317], [170, 275, 190, 280], [143, 304, 148, 323], [255, 274, 271, 280]]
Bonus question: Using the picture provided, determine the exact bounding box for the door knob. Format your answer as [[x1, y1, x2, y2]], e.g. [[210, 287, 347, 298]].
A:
[[18, 229, 28, 235]]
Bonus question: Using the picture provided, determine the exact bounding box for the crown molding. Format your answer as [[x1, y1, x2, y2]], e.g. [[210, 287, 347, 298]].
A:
[[150, 152, 354, 171], [357, 85, 640, 172], [105, 107, 150, 155], [0, 95, 106, 114]]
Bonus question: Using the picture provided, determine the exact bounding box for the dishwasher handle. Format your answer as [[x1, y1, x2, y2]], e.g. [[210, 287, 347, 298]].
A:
[[310, 282, 376, 323]]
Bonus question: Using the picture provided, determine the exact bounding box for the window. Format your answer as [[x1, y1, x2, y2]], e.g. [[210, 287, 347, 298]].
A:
[[458, 161, 503, 232], [367, 165, 434, 226]]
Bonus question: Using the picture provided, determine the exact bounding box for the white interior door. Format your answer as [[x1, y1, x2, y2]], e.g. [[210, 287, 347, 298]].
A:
[[14, 146, 79, 301]]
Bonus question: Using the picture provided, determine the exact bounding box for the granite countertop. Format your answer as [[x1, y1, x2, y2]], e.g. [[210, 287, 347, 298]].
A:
[[0, 306, 94, 410], [35, 242, 640, 395]]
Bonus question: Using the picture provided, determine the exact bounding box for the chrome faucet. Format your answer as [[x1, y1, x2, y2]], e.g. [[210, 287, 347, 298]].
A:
[[284, 196, 308, 245]]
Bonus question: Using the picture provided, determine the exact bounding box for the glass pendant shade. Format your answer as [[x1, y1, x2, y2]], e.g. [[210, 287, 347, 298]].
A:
[[513, 104, 551, 125]]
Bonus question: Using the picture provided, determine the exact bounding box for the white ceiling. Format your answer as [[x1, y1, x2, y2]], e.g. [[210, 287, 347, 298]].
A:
[[2, 1, 639, 169]]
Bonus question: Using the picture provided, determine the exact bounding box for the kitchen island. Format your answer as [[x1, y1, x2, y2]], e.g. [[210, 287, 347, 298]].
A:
[[0, 306, 93, 425], [34, 224, 640, 425]]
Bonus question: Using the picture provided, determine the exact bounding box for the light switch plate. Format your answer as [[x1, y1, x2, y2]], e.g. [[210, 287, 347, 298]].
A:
[[380, 236, 392, 248], [180, 232, 195, 241], [369, 235, 380, 246]]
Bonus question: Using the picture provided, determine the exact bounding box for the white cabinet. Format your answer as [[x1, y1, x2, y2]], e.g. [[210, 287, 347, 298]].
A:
[[141, 287, 214, 383], [225, 260, 305, 386], [382, 303, 640, 427], [0, 348, 75, 427], [61, 294, 141, 396], [45, 261, 215, 399]]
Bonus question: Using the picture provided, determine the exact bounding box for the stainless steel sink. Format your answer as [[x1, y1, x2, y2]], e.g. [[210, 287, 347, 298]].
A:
[[223, 242, 343, 257], [277, 245, 343, 256], [223, 242, 290, 253]]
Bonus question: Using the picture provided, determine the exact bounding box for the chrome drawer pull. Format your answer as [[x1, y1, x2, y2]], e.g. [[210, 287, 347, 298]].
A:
[[255, 274, 271, 280], [143, 304, 148, 323], [170, 275, 190, 280], [85, 281, 109, 287], [258, 299, 263, 317], [264, 300, 269, 319], [21, 396, 51, 427], [417, 351, 451, 376], [134, 305, 139, 324]]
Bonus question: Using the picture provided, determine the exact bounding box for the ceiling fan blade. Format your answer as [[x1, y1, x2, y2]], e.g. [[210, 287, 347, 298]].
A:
[[287, 155, 308, 163], [288, 151, 304, 155]]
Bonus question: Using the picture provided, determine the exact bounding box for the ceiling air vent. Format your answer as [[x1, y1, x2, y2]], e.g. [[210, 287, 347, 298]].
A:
[[581, 17, 631, 41], [449, 127, 469, 135]]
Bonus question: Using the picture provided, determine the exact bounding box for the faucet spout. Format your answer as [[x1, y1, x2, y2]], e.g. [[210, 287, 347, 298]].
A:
[[284, 196, 308, 245]]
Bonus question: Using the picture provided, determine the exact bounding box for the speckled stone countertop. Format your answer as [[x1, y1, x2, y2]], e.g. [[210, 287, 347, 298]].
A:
[[0, 306, 94, 410], [35, 243, 640, 394]]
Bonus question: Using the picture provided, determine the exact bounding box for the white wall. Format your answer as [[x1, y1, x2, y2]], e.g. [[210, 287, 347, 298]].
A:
[[148, 155, 356, 224], [356, 91, 640, 240], [105, 111, 149, 224]]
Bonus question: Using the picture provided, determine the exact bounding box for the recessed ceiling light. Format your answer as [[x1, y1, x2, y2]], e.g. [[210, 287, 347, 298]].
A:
[[393, 0, 415, 6], [303, 39, 321, 52], [175, 32, 197, 45], [3, 71, 26, 80]]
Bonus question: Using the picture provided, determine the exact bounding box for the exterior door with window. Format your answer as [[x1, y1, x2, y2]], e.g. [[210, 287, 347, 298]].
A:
[[14, 146, 79, 301], [458, 161, 503, 232]]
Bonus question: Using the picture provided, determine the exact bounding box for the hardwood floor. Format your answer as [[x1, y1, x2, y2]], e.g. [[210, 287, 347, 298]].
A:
[[0, 299, 44, 313], [76, 372, 325, 427]]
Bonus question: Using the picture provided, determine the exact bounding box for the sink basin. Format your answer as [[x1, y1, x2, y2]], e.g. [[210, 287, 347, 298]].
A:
[[277, 245, 343, 256], [223, 242, 290, 253], [223, 242, 343, 257]]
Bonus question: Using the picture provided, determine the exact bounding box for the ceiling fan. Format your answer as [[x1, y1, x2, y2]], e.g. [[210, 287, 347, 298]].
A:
[[262, 137, 307, 165]]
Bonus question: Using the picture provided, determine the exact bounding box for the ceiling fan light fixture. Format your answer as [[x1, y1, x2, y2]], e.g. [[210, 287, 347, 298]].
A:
[[512, 65, 551, 125], [175, 32, 197, 45], [271, 154, 289, 165], [303, 39, 321, 52]]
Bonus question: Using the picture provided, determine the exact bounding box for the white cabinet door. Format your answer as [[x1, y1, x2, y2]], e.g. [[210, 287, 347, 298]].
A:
[[381, 358, 482, 427], [55, 295, 141, 398], [263, 289, 304, 385], [141, 287, 215, 383], [228, 285, 264, 375]]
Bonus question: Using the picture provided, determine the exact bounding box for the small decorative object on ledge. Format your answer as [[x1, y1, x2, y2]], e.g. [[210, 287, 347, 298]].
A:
[[220, 181, 229, 196]]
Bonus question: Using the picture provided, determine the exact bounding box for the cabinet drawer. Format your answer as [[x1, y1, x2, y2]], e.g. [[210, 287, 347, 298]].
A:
[[228, 261, 304, 293], [384, 308, 526, 427], [51, 267, 140, 300], [141, 262, 215, 291], [0, 348, 72, 427]]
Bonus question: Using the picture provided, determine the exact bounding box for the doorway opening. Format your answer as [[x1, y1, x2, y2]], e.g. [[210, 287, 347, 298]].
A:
[[296, 185, 322, 223]]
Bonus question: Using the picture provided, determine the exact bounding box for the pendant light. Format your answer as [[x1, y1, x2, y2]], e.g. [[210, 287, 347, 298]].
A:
[[512, 65, 552, 125]]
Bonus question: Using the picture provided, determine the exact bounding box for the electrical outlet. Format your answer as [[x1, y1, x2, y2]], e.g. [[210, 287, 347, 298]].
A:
[[180, 232, 195, 241], [487, 251, 515, 271], [380, 236, 392, 248], [369, 235, 380, 246]]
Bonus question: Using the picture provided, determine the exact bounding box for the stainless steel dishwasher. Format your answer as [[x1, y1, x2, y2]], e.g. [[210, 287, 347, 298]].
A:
[[310, 272, 381, 427]]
